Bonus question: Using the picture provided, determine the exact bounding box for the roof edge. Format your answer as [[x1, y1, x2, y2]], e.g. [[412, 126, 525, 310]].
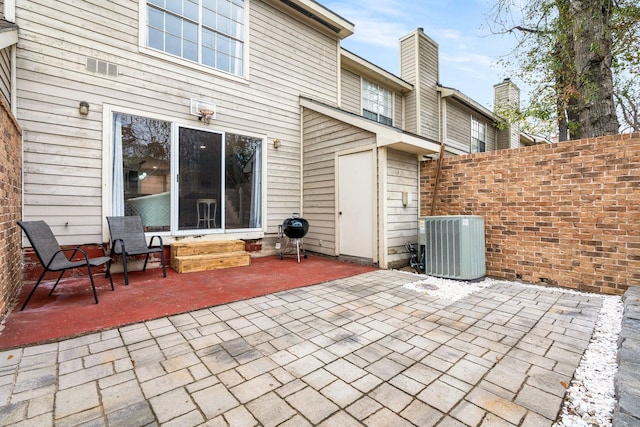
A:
[[300, 96, 441, 156], [439, 85, 500, 121], [341, 48, 413, 94], [265, 0, 354, 39]]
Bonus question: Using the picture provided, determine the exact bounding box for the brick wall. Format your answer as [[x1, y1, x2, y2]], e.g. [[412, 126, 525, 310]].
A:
[[0, 96, 23, 318], [420, 133, 640, 295]]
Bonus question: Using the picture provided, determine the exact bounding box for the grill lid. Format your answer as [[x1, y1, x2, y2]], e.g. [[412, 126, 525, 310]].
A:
[[282, 214, 309, 239]]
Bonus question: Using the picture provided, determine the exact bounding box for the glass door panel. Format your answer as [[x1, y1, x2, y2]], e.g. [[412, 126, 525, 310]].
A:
[[224, 134, 262, 229], [114, 113, 171, 232], [177, 127, 223, 231]]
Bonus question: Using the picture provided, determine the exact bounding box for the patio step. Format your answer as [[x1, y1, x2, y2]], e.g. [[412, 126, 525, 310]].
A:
[[170, 240, 250, 273]]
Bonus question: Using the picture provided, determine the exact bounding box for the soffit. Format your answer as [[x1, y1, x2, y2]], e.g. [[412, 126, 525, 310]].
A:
[[264, 0, 354, 39]]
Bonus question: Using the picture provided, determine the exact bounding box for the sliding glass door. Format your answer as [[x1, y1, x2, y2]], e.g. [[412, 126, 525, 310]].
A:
[[113, 113, 262, 233]]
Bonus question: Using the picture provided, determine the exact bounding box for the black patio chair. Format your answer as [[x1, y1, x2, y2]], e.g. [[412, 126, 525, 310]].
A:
[[17, 220, 114, 310], [106, 215, 166, 286]]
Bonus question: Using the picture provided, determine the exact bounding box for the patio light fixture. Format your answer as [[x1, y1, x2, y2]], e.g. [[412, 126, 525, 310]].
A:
[[79, 101, 90, 115], [273, 138, 281, 149]]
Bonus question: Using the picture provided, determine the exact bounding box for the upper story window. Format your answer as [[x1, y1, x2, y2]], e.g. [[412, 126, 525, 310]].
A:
[[146, 0, 245, 76], [362, 79, 393, 126], [471, 117, 486, 153]]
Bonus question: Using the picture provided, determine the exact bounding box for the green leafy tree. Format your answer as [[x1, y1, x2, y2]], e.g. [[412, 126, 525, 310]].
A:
[[489, 0, 639, 140]]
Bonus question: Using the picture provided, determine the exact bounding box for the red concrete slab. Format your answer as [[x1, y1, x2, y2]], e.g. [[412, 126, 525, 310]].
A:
[[0, 255, 376, 350]]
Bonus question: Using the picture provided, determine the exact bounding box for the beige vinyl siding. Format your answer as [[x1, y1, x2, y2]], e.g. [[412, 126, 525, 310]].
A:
[[400, 35, 417, 134], [486, 124, 497, 151], [0, 47, 10, 106], [386, 149, 418, 267], [495, 122, 518, 150], [302, 108, 375, 256], [417, 34, 439, 141], [444, 99, 498, 153], [340, 67, 360, 114], [445, 103, 470, 152], [17, 0, 339, 245], [497, 127, 511, 150], [394, 92, 402, 128]]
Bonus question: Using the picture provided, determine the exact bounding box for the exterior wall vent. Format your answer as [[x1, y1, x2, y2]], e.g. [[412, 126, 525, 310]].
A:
[[419, 215, 486, 280], [86, 58, 118, 77]]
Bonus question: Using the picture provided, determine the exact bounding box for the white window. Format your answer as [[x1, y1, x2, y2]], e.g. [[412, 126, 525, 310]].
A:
[[362, 79, 393, 126], [146, 0, 245, 76], [471, 117, 486, 153], [112, 113, 262, 233]]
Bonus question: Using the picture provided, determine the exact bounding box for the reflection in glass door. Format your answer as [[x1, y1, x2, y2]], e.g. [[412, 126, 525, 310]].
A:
[[178, 127, 223, 231]]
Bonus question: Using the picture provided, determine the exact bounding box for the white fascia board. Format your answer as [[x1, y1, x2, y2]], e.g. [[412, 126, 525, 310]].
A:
[[0, 27, 17, 50], [266, 0, 354, 38]]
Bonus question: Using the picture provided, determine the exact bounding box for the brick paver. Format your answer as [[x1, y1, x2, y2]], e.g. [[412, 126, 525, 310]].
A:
[[0, 270, 604, 426]]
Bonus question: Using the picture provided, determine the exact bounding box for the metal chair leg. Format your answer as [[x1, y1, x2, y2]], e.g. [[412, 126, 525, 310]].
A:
[[106, 262, 114, 291], [142, 253, 150, 272], [21, 271, 46, 311], [122, 254, 129, 286], [49, 271, 66, 296], [160, 250, 167, 277], [86, 265, 99, 304]]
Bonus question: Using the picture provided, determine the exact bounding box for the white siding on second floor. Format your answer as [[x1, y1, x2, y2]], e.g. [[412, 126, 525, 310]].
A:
[[444, 98, 497, 153], [394, 92, 403, 128], [340, 67, 360, 114], [400, 35, 417, 134], [16, 0, 341, 244], [417, 33, 439, 141]]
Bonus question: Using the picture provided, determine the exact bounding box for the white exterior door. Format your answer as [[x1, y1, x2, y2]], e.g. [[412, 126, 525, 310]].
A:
[[338, 150, 374, 259]]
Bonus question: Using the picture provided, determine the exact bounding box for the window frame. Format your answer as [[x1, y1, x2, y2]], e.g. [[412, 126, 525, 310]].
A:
[[361, 78, 393, 126], [471, 116, 486, 153], [138, 0, 250, 81], [101, 104, 266, 242]]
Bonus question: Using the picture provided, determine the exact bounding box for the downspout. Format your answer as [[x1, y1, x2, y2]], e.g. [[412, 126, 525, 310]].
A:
[[336, 40, 341, 108], [441, 97, 446, 146], [438, 90, 443, 143], [414, 33, 421, 134], [299, 105, 304, 217], [430, 144, 445, 216], [10, 46, 16, 116], [378, 147, 387, 268], [5, 0, 17, 115]]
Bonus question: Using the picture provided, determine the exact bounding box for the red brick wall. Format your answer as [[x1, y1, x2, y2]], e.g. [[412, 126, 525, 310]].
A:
[[0, 96, 23, 318], [420, 133, 640, 295]]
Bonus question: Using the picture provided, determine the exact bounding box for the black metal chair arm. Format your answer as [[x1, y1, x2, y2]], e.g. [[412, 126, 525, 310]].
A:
[[109, 238, 126, 256], [148, 235, 163, 248], [54, 247, 90, 265]]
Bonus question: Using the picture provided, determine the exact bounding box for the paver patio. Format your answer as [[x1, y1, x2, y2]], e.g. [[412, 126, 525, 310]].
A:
[[0, 269, 603, 426]]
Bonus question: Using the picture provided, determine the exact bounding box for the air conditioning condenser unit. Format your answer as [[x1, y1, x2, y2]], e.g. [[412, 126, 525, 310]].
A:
[[419, 215, 486, 280]]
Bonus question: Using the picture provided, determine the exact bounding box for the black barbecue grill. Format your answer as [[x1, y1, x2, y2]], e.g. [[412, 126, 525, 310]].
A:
[[277, 213, 309, 262]]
